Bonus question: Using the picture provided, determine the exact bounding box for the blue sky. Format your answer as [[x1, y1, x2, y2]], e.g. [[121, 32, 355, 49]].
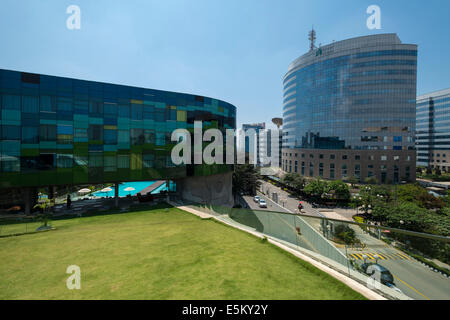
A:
[[0, 0, 449, 129]]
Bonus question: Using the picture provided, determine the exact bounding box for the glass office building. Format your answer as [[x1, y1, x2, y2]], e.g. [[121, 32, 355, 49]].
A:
[[282, 34, 417, 183], [0, 69, 236, 189], [416, 88, 450, 170]]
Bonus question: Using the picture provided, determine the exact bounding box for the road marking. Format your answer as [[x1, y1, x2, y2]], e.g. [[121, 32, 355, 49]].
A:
[[395, 252, 411, 260], [348, 251, 411, 261], [392, 274, 431, 300], [365, 253, 376, 260]]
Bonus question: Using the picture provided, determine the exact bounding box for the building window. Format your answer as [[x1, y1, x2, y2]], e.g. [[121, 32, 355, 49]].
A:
[[143, 154, 154, 168], [104, 103, 117, 116], [88, 125, 103, 141], [342, 164, 348, 178], [131, 128, 145, 145], [22, 96, 39, 113], [2, 125, 21, 140], [342, 155, 348, 160], [89, 101, 103, 115], [301, 162, 305, 175], [39, 125, 56, 141], [330, 163, 335, 179], [104, 129, 118, 145], [57, 125, 73, 144], [355, 155, 360, 160], [118, 104, 130, 118], [330, 154, 335, 160], [2, 95, 21, 110], [75, 128, 88, 139], [381, 155, 387, 161], [57, 154, 73, 168], [88, 153, 103, 168], [40, 95, 56, 112], [319, 163, 324, 177], [22, 127, 39, 144], [309, 162, 314, 176], [104, 156, 117, 172], [355, 164, 360, 179], [320, 154, 324, 159], [155, 132, 166, 146], [117, 155, 130, 168]]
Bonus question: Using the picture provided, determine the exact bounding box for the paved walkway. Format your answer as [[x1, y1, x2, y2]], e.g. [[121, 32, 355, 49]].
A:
[[139, 180, 166, 195]]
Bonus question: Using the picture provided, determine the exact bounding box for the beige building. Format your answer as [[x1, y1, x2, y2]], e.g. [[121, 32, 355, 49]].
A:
[[282, 149, 416, 183]]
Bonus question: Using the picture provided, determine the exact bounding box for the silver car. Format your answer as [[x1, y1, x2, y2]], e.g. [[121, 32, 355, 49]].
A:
[[259, 199, 267, 208]]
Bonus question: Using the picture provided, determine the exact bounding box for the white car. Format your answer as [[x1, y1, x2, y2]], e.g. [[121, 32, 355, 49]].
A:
[[259, 199, 267, 208], [254, 196, 260, 203]]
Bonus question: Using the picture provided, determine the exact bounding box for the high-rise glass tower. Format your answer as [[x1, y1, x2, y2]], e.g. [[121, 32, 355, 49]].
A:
[[282, 34, 417, 183]]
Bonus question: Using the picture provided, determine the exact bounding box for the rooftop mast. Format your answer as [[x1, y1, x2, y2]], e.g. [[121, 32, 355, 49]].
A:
[[308, 27, 316, 51]]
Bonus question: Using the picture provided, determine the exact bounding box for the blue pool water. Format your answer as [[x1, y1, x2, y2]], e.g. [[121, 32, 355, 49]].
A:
[[93, 181, 157, 198]]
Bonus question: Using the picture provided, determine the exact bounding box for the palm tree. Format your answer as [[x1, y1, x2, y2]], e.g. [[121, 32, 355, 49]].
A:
[[33, 198, 55, 230]]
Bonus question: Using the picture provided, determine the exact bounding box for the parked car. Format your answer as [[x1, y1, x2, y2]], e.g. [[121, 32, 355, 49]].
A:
[[254, 196, 260, 203], [360, 263, 395, 286], [259, 199, 267, 208]]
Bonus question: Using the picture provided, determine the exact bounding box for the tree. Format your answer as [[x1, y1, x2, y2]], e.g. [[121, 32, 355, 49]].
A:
[[364, 176, 378, 185], [232, 164, 261, 196], [397, 184, 445, 209], [33, 198, 55, 230], [281, 173, 305, 193], [304, 178, 329, 198], [333, 224, 357, 245], [329, 180, 350, 201], [347, 176, 359, 188]]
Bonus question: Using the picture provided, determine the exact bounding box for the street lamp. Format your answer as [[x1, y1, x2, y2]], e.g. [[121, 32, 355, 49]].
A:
[[373, 254, 380, 264]]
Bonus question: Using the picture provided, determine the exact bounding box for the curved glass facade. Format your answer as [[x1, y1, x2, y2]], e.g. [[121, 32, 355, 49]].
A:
[[0, 69, 236, 189], [282, 34, 417, 152]]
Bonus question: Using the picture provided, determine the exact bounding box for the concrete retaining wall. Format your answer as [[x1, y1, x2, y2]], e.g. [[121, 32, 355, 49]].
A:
[[175, 171, 234, 207]]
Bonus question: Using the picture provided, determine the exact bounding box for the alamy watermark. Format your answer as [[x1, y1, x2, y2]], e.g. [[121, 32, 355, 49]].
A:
[[66, 265, 81, 290], [170, 121, 280, 168], [366, 5, 381, 30], [66, 5, 81, 30]]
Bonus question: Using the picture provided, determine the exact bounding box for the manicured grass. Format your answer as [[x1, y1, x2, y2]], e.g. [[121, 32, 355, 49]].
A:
[[0, 204, 365, 300]]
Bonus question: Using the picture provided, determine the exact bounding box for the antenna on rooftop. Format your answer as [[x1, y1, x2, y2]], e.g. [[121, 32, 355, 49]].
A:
[[308, 27, 316, 51]]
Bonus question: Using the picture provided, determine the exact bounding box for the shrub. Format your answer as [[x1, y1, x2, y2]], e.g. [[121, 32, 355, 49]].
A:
[[334, 224, 357, 245]]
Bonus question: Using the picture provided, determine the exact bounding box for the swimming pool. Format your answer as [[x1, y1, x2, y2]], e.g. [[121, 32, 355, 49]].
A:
[[93, 181, 156, 198]]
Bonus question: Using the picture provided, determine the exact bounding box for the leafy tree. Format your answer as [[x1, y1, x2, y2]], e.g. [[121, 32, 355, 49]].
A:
[[33, 198, 55, 228], [232, 164, 261, 196], [397, 184, 444, 209], [333, 224, 357, 245], [304, 178, 329, 198], [364, 176, 378, 185], [329, 180, 350, 201], [281, 173, 305, 193], [347, 176, 359, 188]]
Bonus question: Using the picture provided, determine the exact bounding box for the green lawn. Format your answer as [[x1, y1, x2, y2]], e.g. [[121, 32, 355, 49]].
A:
[[0, 204, 365, 300]]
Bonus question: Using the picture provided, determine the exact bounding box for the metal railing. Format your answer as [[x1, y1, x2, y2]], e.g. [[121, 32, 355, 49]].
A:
[[182, 202, 450, 300]]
